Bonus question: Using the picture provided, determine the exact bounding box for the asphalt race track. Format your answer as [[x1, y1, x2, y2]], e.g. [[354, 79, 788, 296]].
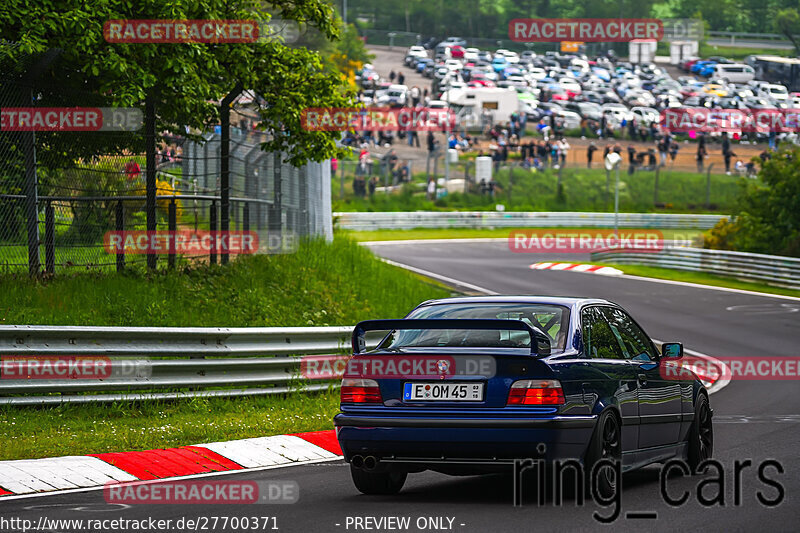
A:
[[2, 240, 799, 533]]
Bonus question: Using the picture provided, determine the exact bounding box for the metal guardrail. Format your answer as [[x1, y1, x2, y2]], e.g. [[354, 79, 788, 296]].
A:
[[591, 246, 800, 290], [0, 326, 384, 405], [335, 211, 726, 231]]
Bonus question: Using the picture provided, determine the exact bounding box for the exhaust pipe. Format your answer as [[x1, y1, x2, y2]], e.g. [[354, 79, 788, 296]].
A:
[[351, 455, 364, 468], [363, 456, 378, 470]]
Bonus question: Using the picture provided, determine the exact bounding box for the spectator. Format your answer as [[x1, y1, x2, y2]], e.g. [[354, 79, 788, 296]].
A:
[[410, 85, 421, 107], [647, 149, 657, 170], [397, 71, 405, 85], [658, 137, 669, 166], [368, 176, 378, 198], [627, 145, 637, 175], [696, 143, 707, 173], [426, 177, 436, 200], [734, 159, 745, 175], [587, 141, 597, 169], [558, 138, 570, 167], [124, 159, 141, 180], [669, 142, 679, 162], [330, 157, 338, 180], [537, 119, 550, 141], [389, 70, 396, 83], [722, 132, 732, 175]]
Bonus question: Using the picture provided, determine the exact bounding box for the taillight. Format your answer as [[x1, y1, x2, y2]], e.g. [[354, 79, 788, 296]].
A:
[[507, 379, 565, 405], [340, 378, 382, 404]]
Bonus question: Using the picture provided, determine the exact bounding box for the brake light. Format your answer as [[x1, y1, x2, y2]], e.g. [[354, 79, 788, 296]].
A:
[[340, 378, 382, 404], [507, 379, 565, 405]]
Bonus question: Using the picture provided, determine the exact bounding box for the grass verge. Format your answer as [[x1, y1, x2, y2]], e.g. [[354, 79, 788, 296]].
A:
[[595, 262, 800, 298], [0, 237, 451, 460], [346, 227, 706, 242], [0, 390, 342, 461], [0, 237, 451, 327], [333, 166, 741, 214]]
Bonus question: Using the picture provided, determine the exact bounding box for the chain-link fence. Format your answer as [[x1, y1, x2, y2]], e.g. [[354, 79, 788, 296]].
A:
[[0, 45, 332, 275]]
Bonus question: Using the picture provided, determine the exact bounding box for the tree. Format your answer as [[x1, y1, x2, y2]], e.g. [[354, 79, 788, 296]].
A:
[[776, 8, 800, 55], [705, 148, 800, 257], [0, 0, 355, 165]]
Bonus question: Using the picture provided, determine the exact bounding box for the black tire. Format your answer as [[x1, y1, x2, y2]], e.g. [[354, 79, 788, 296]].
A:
[[688, 393, 713, 471], [584, 410, 621, 500], [350, 464, 407, 495]]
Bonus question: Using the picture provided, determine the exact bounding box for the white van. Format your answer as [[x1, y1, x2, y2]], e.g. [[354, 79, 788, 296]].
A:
[[712, 63, 755, 83], [442, 87, 520, 129]]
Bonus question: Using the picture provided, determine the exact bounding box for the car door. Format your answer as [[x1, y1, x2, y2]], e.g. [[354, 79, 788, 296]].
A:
[[601, 306, 682, 448], [580, 306, 639, 453]]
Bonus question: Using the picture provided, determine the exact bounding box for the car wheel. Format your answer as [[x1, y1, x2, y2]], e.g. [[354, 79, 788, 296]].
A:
[[585, 410, 621, 499], [350, 464, 407, 495], [688, 393, 713, 471]]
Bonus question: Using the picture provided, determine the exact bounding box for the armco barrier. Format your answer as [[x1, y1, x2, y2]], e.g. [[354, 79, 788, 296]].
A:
[[591, 246, 800, 290], [0, 323, 735, 405], [334, 211, 726, 231], [0, 326, 383, 405]]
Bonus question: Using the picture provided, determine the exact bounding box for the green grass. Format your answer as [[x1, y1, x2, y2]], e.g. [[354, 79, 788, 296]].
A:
[[346, 227, 706, 242], [595, 262, 800, 298], [333, 166, 741, 214], [0, 237, 451, 327], [0, 391, 342, 460], [698, 43, 797, 60], [0, 237, 451, 460]]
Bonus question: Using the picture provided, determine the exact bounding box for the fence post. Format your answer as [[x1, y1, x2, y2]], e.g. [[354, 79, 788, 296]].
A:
[[116, 200, 125, 272], [243, 202, 250, 233], [210, 200, 217, 265], [269, 153, 283, 237], [168, 199, 176, 269], [706, 163, 714, 208], [23, 108, 40, 277], [220, 84, 241, 266], [44, 202, 54, 275], [145, 96, 157, 270]]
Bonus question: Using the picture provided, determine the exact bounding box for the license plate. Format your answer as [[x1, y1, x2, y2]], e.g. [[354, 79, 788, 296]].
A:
[[403, 382, 484, 402]]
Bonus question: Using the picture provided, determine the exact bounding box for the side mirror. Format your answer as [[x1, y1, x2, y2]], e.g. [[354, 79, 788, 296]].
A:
[[661, 342, 683, 359]]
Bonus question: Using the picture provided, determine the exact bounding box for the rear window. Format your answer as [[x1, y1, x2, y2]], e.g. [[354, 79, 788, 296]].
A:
[[381, 303, 571, 353]]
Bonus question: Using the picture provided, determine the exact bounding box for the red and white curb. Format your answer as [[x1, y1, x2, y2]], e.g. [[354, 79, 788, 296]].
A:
[[0, 430, 341, 499], [530, 262, 624, 276]]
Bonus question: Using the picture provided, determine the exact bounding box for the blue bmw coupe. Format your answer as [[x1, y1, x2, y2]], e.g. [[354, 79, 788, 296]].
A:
[[335, 296, 713, 495]]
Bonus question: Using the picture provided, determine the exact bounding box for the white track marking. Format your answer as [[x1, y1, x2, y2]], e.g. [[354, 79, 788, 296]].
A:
[[379, 258, 499, 295], [0, 457, 342, 502], [200, 435, 337, 469], [0, 456, 136, 495]]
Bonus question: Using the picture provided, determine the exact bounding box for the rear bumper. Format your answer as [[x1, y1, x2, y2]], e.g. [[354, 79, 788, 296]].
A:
[[334, 413, 597, 464]]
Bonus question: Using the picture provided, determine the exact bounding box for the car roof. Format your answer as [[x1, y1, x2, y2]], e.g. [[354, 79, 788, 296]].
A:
[[415, 295, 614, 309]]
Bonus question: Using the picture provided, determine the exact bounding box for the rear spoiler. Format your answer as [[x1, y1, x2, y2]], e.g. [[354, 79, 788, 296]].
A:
[[352, 319, 550, 357]]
